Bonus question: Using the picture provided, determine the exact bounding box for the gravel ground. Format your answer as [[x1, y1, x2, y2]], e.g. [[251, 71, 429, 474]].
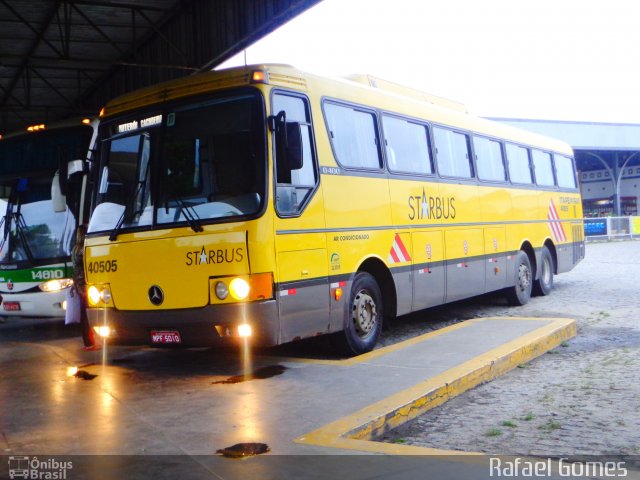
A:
[[379, 240, 640, 457]]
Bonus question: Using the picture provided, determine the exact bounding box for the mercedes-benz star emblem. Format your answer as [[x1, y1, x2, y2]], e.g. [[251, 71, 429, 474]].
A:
[[148, 285, 164, 306]]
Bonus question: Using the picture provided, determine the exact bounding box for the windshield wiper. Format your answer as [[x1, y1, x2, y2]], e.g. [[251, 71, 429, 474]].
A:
[[108, 208, 128, 242], [108, 177, 146, 242], [172, 195, 203, 233]]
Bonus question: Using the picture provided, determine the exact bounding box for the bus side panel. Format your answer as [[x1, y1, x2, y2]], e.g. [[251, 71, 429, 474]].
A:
[[325, 230, 393, 333], [439, 182, 485, 302], [543, 192, 584, 275], [507, 188, 539, 252], [388, 177, 445, 315], [392, 232, 413, 317], [277, 247, 329, 342], [479, 185, 512, 294], [322, 175, 392, 230], [484, 227, 508, 292], [274, 185, 329, 344], [411, 230, 445, 310], [444, 228, 485, 302], [322, 173, 393, 320], [555, 221, 583, 274]]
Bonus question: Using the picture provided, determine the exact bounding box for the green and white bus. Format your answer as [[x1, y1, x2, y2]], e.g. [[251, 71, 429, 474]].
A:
[[0, 119, 96, 319]]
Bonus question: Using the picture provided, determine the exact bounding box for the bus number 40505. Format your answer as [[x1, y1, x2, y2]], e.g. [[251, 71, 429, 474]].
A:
[[87, 260, 118, 273]]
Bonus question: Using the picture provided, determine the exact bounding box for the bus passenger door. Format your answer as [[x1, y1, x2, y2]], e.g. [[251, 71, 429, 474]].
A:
[[272, 92, 329, 343], [412, 230, 445, 310]]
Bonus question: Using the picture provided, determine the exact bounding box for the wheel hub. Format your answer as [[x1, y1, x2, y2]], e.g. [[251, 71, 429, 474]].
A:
[[352, 291, 377, 337], [517, 263, 531, 291]]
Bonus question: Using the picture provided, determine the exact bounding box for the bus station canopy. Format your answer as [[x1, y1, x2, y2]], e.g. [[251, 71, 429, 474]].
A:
[[0, 0, 320, 134], [492, 118, 640, 173]]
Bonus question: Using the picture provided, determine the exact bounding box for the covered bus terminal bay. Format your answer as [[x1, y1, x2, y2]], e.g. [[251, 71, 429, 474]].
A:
[[495, 119, 640, 239], [0, 2, 635, 479]]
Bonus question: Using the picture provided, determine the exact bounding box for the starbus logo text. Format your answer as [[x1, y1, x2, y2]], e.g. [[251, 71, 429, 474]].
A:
[[408, 188, 456, 221]]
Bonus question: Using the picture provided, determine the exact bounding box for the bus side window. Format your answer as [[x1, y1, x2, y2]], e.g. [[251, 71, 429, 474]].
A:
[[382, 115, 433, 175], [554, 154, 577, 189], [272, 93, 317, 216], [323, 102, 381, 170], [531, 149, 555, 187], [433, 127, 474, 178], [473, 136, 506, 182], [505, 143, 533, 184]]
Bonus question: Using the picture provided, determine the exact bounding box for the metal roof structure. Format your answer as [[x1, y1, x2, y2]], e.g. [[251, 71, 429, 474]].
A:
[[0, 0, 320, 134], [492, 117, 640, 216], [492, 118, 640, 152], [492, 117, 640, 172]]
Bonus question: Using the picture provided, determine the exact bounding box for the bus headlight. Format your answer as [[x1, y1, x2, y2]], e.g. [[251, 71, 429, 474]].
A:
[[88, 286, 101, 305], [215, 281, 229, 300], [87, 285, 112, 306], [209, 273, 273, 304], [229, 278, 250, 300], [100, 288, 112, 304], [39, 278, 74, 292]]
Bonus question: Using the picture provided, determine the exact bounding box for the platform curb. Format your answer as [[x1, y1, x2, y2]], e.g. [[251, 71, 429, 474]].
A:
[[295, 316, 576, 455]]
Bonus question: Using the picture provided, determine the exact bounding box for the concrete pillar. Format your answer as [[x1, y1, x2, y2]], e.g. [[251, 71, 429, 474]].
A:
[[613, 152, 621, 216]]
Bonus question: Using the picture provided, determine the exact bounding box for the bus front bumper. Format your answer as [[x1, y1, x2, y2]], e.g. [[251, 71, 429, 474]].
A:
[[86, 300, 279, 347], [0, 290, 68, 318]]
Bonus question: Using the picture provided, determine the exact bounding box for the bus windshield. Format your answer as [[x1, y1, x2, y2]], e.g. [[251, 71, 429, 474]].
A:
[[89, 89, 266, 235], [0, 178, 75, 263]]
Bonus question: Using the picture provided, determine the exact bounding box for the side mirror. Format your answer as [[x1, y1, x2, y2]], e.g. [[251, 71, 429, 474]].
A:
[[58, 156, 69, 196], [285, 122, 303, 170], [51, 171, 67, 213], [67, 159, 85, 177]]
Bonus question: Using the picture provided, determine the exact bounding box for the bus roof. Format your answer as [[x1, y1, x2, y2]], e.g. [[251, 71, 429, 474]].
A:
[[99, 64, 573, 156], [0, 118, 96, 142]]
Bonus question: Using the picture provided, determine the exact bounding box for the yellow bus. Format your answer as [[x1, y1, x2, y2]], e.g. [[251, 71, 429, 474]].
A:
[[84, 64, 584, 355]]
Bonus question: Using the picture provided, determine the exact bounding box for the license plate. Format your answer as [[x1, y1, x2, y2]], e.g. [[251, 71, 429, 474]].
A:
[[3, 301, 21, 311], [150, 330, 181, 344]]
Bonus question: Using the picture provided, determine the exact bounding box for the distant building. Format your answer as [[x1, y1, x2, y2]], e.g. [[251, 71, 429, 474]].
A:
[[492, 118, 640, 217]]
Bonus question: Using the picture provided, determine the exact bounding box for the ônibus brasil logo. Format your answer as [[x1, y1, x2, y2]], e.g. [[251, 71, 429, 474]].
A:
[[7, 456, 73, 479]]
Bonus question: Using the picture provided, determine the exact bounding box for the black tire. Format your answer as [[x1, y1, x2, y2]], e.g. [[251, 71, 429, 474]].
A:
[[333, 272, 383, 356], [506, 250, 533, 306], [533, 246, 554, 296]]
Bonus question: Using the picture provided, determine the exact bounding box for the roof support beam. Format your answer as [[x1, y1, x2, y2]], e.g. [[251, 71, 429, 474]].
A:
[[70, 3, 127, 56], [0, 0, 64, 57], [134, 7, 190, 63], [65, 0, 179, 14], [0, 0, 61, 108], [56, 2, 73, 58], [30, 67, 75, 108], [0, 83, 29, 111]]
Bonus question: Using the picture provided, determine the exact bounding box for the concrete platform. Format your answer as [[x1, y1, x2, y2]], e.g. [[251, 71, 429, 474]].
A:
[[0, 316, 576, 478]]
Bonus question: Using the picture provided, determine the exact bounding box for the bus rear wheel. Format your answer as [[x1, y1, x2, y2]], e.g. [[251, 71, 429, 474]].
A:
[[506, 250, 533, 306], [333, 272, 383, 356], [533, 246, 554, 296]]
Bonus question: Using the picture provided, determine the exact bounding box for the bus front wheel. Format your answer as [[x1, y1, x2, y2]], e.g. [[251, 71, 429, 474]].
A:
[[506, 250, 533, 306], [533, 246, 554, 296], [333, 272, 383, 356]]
